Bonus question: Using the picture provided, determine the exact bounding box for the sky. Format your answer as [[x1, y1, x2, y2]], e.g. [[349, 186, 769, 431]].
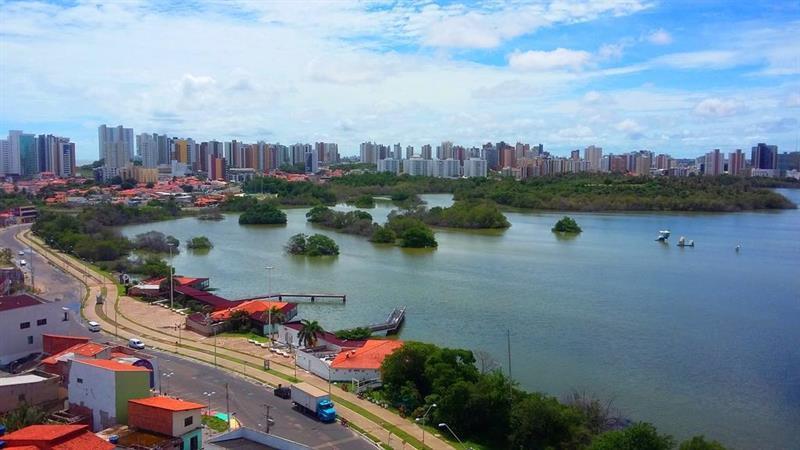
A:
[[1, 0, 799, 161]]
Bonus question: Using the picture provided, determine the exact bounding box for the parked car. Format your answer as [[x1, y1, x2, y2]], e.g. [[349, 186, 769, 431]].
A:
[[274, 384, 291, 399], [128, 338, 145, 349], [88, 321, 102, 332]]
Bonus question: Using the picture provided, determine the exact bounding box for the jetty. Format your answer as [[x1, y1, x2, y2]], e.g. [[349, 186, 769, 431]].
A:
[[276, 293, 347, 303], [367, 306, 406, 334]]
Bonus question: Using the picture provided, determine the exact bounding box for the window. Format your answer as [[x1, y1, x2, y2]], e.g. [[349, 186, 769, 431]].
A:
[[20, 322, 30, 329], [184, 416, 193, 426], [37, 318, 47, 326], [27, 336, 33, 344], [77, 378, 83, 384]]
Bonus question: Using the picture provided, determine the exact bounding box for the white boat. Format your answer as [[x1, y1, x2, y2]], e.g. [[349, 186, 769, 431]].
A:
[[655, 230, 671, 241], [676, 236, 695, 247]]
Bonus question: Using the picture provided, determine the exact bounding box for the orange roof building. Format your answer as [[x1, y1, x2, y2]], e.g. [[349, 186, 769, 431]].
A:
[[1, 424, 114, 450], [128, 396, 204, 447], [331, 340, 404, 371]]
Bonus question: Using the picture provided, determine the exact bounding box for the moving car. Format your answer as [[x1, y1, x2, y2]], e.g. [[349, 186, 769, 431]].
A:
[[88, 321, 102, 332], [128, 338, 145, 349], [19, 259, 26, 266], [18, 251, 24, 256]]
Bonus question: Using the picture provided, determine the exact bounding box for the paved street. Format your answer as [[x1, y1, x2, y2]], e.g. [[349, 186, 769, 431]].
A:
[[0, 224, 86, 303]]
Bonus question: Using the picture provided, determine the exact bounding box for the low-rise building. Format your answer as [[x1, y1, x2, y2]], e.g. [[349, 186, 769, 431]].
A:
[[68, 359, 152, 431], [328, 339, 404, 382], [0, 370, 61, 413], [128, 396, 205, 450], [187, 299, 297, 336], [0, 424, 114, 449]]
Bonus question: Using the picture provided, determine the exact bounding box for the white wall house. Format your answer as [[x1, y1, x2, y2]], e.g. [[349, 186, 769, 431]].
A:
[[0, 294, 83, 365]]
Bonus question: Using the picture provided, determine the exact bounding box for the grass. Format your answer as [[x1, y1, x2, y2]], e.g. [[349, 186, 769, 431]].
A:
[[332, 395, 430, 450], [346, 421, 392, 450], [202, 415, 228, 432], [217, 331, 269, 343]]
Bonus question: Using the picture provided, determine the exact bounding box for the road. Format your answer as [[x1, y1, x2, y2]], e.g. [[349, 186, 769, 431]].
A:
[[3, 225, 376, 449], [0, 224, 86, 303]]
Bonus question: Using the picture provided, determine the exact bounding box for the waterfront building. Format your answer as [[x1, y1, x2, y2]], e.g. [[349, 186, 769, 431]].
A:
[[463, 158, 488, 177], [751, 143, 778, 177], [98, 124, 134, 172], [377, 158, 401, 174], [704, 149, 724, 176], [728, 149, 746, 175]]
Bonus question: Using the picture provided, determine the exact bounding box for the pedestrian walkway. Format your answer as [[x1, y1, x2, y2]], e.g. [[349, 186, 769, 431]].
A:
[[16, 229, 453, 450]]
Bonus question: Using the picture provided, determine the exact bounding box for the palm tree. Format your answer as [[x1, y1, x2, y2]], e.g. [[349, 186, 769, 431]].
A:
[[297, 319, 324, 348]]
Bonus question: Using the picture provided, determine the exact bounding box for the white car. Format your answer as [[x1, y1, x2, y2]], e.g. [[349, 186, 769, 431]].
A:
[[18, 251, 24, 256], [128, 338, 146, 349], [87, 321, 101, 332], [19, 259, 26, 266]]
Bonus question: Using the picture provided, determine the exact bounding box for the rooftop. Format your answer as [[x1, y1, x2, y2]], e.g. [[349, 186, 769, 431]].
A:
[[1, 424, 114, 450], [0, 293, 44, 312], [0, 373, 47, 387], [42, 342, 107, 365], [210, 300, 294, 322], [129, 396, 205, 412], [331, 339, 404, 370], [74, 358, 150, 372]]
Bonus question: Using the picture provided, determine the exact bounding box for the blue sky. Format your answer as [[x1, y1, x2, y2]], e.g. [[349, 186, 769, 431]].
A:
[[1, 0, 798, 161]]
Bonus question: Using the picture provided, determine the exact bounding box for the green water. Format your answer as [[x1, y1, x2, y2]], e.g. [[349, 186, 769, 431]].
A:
[[121, 190, 800, 449]]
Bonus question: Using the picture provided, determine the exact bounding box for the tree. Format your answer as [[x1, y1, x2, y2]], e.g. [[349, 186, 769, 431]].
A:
[[298, 319, 324, 347], [285, 234, 308, 255], [187, 236, 213, 249], [134, 231, 176, 253], [589, 422, 675, 450], [509, 392, 587, 449], [552, 216, 582, 233], [349, 195, 376, 208], [564, 390, 618, 436], [229, 309, 251, 332], [0, 247, 14, 266], [370, 225, 396, 243], [239, 203, 287, 225], [400, 226, 437, 248], [679, 436, 727, 450], [474, 350, 499, 374], [305, 234, 339, 256], [138, 256, 172, 278], [0, 402, 48, 431]]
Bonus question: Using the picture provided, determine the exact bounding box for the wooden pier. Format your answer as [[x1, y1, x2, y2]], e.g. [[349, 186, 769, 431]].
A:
[[275, 293, 347, 303]]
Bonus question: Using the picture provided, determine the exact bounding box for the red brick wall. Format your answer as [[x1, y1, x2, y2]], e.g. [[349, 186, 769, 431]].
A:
[[128, 402, 173, 436]]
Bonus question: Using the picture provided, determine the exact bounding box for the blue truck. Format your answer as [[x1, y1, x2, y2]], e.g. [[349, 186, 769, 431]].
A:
[[291, 382, 337, 423]]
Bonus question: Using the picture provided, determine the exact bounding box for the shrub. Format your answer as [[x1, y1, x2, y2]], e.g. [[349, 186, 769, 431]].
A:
[[552, 216, 582, 233], [239, 203, 287, 225]]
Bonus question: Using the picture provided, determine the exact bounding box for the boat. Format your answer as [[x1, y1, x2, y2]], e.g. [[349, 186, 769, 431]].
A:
[[676, 236, 695, 247], [735, 243, 741, 252], [655, 230, 671, 242]]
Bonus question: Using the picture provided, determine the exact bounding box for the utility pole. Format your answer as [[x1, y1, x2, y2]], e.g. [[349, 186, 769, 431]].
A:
[[225, 383, 231, 431], [507, 328, 512, 401], [28, 247, 35, 292], [168, 244, 174, 310], [262, 403, 272, 433], [266, 266, 273, 342], [214, 333, 218, 367]]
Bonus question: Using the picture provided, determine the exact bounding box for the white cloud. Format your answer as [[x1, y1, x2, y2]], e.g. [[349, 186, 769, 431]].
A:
[[556, 125, 594, 139], [509, 48, 592, 71], [647, 29, 673, 45], [598, 42, 626, 60], [654, 51, 739, 69], [786, 92, 800, 107], [693, 98, 741, 117], [616, 119, 643, 133]]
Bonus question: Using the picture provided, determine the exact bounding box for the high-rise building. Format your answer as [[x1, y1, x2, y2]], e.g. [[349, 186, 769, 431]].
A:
[[584, 145, 603, 172], [19, 133, 38, 177], [305, 149, 319, 174], [655, 154, 672, 170], [57, 140, 76, 177], [405, 146, 414, 159], [437, 141, 454, 160], [98, 124, 133, 170], [751, 143, 778, 170], [483, 143, 498, 170], [360, 142, 378, 164], [463, 158, 487, 178], [208, 155, 226, 181], [136, 133, 159, 168], [0, 139, 8, 177], [570, 149, 581, 160], [728, 149, 745, 176], [420, 144, 432, 160], [4, 130, 23, 176], [377, 158, 400, 174], [314, 142, 339, 164], [704, 149, 724, 176]]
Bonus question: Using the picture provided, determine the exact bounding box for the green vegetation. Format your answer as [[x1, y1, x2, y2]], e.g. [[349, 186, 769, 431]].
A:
[[380, 341, 725, 450], [187, 236, 213, 249], [33, 211, 132, 261], [238, 203, 287, 225], [552, 216, 582, 233], [334, 327, 372, 340], [306, 206, 375, 236], [369, 225, 397, 244], [0, 248, 14, 266], [0, 403, 48, 432], [138, 256, 172, 278], [0, 191, 33, 210], [401, 200, 510, 229], [133, 230, 179, 253], [217, 331, 269, 343], [242, 176, 336, 205], [384, 213, 437, 248], [298, 319, 324, 347], [348, 195, 376, 208], [202, 415, 229, 432], [285, 233, 339, 256], [679, 436, 728, 450]]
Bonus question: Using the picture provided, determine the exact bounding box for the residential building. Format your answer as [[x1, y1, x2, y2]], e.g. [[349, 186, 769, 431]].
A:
[[420, 144, 432, 160], [98, 124, 134, 171], [172, 139, 190, 164], [0, 294, 81, 366], [0, 370, 60, 413], [403, 157, 427, 176], [4, 130, 23, 176], [360, 142, 378, 164], [437, 141, 453, 160], [432, 159, 461, 178], [704, 149, 724, 176], [462, 158, 487, 177], [405, 145, 414, 159], [0, 424, 114, 449], [728, 149, 746, 175], [483, 142, 498, 170], [655, 154, 672, 170], [584, 145, 603, 172], [290, 143, 311, 166], [136, 133, 159, 168], [0, 138, 8, 177], [377, 158, 400, 174], [208, 155, 226, 181], [68, 359, 152, 431], [570, 149, 581, 160], [751, 143, 778, 171], [328, 339, 404, 382], [304, 149, 319, 174], [128, 396, 204, 450]]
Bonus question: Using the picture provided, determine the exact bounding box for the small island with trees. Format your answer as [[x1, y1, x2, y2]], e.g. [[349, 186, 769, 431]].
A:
[[552, 216, 583, 233], [285, 233, 340, 256], [187, 236, 213, 250], [347, 195, 376, 208], [238, 202, 287, 225]]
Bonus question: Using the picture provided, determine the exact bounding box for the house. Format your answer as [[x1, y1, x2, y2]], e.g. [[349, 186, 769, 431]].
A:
[[275, 321, 367, 351], [186, 300, 297, 336], [68, 359, 152, 431], [0, 370, 60, 414], [328, 339, 404, 382], [127, 396, 205, 450], [0, 424, 114, 450], [0, 294, 83, 366]]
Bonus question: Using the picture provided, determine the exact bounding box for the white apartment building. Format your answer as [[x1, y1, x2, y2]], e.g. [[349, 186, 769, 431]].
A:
[[584, 145, 603, 172], [377, 158, 400, 174], [0, 294, 83, 365], [136, 133, 159, 168], [462, 158, 487, 177]]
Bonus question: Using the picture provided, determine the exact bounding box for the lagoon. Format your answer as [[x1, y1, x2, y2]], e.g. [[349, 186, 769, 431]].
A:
[[121, 189, 800, 449]]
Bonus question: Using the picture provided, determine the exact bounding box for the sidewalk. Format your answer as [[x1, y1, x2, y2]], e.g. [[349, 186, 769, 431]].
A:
[[17, 229, 453, 450]]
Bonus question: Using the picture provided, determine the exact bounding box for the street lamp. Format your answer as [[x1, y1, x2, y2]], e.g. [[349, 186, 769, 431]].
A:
[[161, 371, 174, 395], [168, 244, 175, 311], [266, 265, 274, 341], [439, 423, 466, 449], [415, 403, 437, 445], [203, 391, 215, 414]]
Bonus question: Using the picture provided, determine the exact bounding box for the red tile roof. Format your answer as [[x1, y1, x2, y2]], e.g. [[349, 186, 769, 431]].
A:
[[282, 321, 367, 348], [2, 424, 113, 450], [0, 294, 43, 312], [210, 300, 294, 321], [129, 396, 204, 411], [76, 358, 149, 372], [331, 340, 404, 370], [42, 334, 91, 355]]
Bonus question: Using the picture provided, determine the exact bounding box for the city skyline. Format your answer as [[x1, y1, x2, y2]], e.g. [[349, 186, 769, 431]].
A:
[[1, 1, 799, 161]]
